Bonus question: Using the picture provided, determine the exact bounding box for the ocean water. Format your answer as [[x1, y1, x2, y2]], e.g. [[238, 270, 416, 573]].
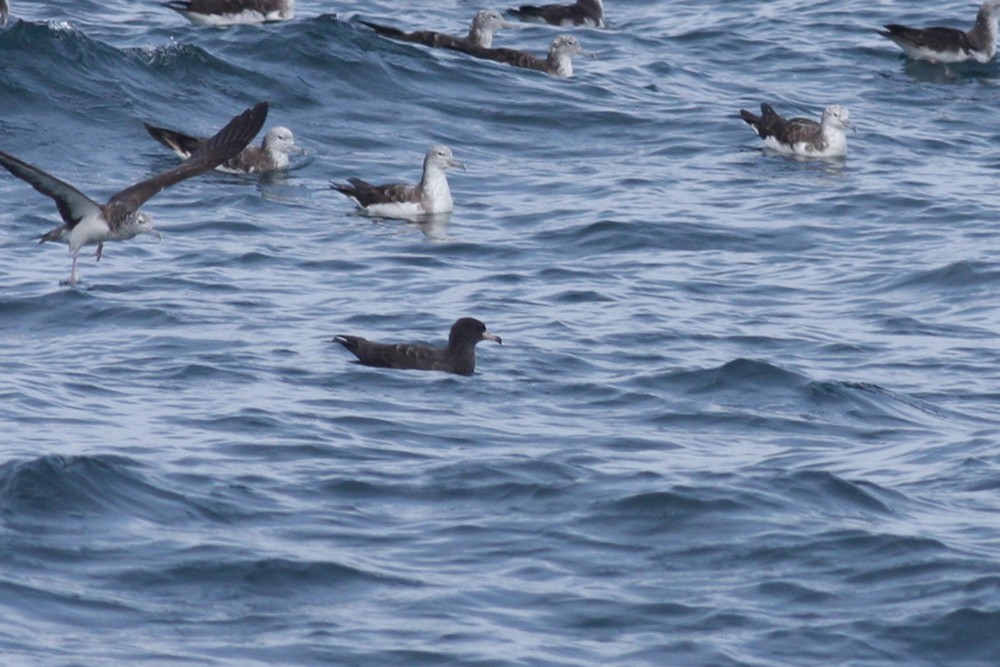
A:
[[1, 1, 1000, 665]]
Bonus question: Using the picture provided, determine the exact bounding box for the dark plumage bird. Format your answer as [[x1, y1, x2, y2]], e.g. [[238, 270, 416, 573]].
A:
[[144, 122, 302, 174], [878, 1, 1000, 63], [330, 145, 464, 219], [163, 0, 294, 25], [333, 318, 502, 375], [738, 103, 852, 158], [508, 0, 603, 27], [360, 9, 515, 50], [0, 102, 268, 285], [465, 34, 588, 78]]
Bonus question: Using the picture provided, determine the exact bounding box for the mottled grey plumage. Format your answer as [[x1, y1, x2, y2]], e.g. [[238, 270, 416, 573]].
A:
[[508, 0, 603, 27], [144, 122, 302, 174], [360, 9, 514, 50], [739, 103, 851, 158], [163, 0, 294, 25], [333, 317, 502, 375], [464, 34, 587, 77], [0, 102, 268, 284], [878, 1, 1000, 63]]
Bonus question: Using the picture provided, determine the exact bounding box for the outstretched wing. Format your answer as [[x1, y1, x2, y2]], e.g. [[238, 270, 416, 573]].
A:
[[0, 150, 102, 229], [107, 101, 268, 215], [332, 178, 419, 208]]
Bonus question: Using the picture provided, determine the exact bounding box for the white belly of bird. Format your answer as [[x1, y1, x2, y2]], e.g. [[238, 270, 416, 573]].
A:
[[897, 42, 980, 64], [185, 9, 278, 25], [65, 213, 113, 252]]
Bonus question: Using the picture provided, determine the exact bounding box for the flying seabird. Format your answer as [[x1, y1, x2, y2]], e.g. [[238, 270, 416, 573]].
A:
[[508, 0, 603, 27], [360, 9, 516, 50], [878, 1, 1000, 63], [333, 317, 502, 375], [1, 0, 9, 27], [330, 145, 465, 219], [738, 103, 853, 158], [0, 102, 268, 285], [163, 0, 294, 26], [144, 122, 302, 174], [465, 34, 588, 77]]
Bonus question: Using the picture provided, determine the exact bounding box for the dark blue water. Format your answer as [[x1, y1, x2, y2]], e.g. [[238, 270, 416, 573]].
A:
[[2, 1, 1000, 665]]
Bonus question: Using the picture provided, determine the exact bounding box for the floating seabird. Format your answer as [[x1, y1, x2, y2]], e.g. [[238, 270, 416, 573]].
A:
[[508, 0, 603, 27], [360, 9, 515, 50], [739, 103, 852, 158], [330, 145, 465, 218], [878, 1, 1000, 63], [333, 317, 502, 375], [0, 103, 268, 285], [163, 0, 294, 26], [144, 122, 302, 174], [466, 34, 588, 77]]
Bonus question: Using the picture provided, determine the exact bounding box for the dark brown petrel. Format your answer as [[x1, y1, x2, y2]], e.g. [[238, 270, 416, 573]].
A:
[[0, 102, 268, 285], [360, 9, 516, 50], [163, 0, 294, 25], [333, 318, 502, 375], [878, 1, 1000, 63], [507, 0, 603, 27]]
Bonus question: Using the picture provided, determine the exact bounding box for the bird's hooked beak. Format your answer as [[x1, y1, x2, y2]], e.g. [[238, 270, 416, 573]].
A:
[[448, 157, 467, 171], [290, 143, 307, 155], [146, 227, 163, 241], [483, 331, 502, 345]]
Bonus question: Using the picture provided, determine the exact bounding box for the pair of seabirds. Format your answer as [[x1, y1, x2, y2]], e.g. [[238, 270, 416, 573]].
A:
[[740, 1, 1000, 158]]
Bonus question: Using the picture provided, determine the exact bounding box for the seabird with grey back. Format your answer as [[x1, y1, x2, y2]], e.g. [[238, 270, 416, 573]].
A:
[[0, 102, 268, 285], [360, 9, 516, 51], [330, 145, 464, 219], [333, 318, 502, 375], [163, 0, 294, 25], [739, 103, 852, 158], [144, 122, 302, 174], [878, 1, 1000, 63], [465, 34, 588, 77], [508, 0, 603, 27]]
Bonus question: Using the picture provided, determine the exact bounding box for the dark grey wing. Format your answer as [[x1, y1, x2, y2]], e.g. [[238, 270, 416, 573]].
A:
[[332, 178, 419, 208], [508, 2, 596, 26], [0, 150, 102, 229], [106, 101, 267, 215], [360, 21, 467, 49], [335, 336, 443, 371], [143, 123, 203, 158], [771, 117, 822, 147], [221, 145, 264, 173], [166, 0, 275, 14], [462, 45, 548, 71], [878, 25, 973, 52]]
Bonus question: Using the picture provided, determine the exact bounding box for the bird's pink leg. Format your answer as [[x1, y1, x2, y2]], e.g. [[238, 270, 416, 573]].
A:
[[95, 242, 103, 262], [64, 252, 79, 286]]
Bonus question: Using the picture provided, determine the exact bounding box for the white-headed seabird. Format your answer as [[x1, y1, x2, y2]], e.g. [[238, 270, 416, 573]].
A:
[[144, 122, 302, 174], [878, 1, 1000, 63], [508, 0, 603, 27], [331, 145, 465, 219], [0, 103, 268, 285], [466, 34, 588, 77], [163, 0, 294, 26], [1, 0, 9, 27], [739, 103, 853, 158], [360, 9, 516, 50], [333, 317, 502, 375]]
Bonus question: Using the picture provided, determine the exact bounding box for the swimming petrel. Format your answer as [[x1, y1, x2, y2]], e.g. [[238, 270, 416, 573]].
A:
[[508, 0, 603, 27], [144, 122, 302, 174], [333, 317, 502, 375], [466, 34, 588, 77], [331, 145, 464, 219], [0, 102, 268, 285], [739, 103, 852, 158], [878, 1, 1000, 63], [360, 9, 516, 50], [163, 0, 294, 25]]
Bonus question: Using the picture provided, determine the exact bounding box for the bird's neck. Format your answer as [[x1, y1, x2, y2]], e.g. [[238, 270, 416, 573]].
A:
[[420, 166, 453, 213], [468, 26, 493, 48], [548, 51, 574, 78], [970, 7, 999, 53]]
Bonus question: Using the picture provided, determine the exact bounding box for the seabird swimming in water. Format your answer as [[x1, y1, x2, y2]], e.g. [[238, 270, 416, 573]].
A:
[[163, 0, 294, 26], [144, 122, 302, 174], [1, 0, 9, 26], [739, 103, 852, 158], [466, 34, 588, 77], [0, 102, 268, 285], [360, 9, 516, 50], [333, 317, 502, 375], [508, 0, 603, 27], [878, 1, 1000, 63], [331, 145, 465, 219]]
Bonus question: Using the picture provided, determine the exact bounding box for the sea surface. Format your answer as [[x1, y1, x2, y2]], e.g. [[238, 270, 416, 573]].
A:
[[1, 1, 1000, 665]]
